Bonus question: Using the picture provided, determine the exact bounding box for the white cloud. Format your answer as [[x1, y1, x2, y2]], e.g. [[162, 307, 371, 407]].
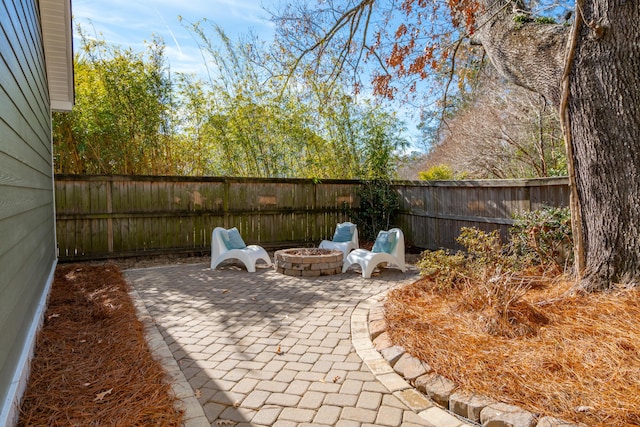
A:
[[72, 0, 276, 70]]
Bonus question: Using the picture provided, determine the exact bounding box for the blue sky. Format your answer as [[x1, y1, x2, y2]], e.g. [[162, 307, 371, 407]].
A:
[[72, 0, 277, 75], [72, 0, 424, 150]]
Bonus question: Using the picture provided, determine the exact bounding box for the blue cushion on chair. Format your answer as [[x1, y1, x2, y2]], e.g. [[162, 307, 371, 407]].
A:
[[333, 223, 355, 242], [223, 227, 247, 249], [372, 230, 396, 253]]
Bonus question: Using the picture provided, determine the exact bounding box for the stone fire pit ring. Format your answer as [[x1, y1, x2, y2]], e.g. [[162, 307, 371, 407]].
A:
[[274, 248, 343, 277]]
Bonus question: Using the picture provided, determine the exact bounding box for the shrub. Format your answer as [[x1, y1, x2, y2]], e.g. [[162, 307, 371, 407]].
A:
[[416, 249, 467, 291], [417, 227, 513, 293], [418, 164, 454, 181], [456, 227, 503, 266], [415, 222, 563, 338], [534, 16, 557, 24], [352, 179, 399, 241], [510, 207, 573, 269]]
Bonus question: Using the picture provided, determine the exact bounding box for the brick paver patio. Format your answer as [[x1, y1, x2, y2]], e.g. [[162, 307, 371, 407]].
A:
[[125, 261, 440, 426]]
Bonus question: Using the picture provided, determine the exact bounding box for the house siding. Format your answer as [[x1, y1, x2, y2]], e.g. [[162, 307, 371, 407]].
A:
[[0, 0, 57, 422]]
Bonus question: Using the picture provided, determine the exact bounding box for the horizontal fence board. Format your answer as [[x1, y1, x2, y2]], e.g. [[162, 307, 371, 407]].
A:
[[54, 175, 569, 261], [393, 178, 569, 251]]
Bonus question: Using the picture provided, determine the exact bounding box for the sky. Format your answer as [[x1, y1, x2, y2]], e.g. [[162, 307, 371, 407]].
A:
[[71, 0, 425, 151], [71, 0, 278, 75]]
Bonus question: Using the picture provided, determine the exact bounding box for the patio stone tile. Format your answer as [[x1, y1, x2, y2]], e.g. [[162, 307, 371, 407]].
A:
[[313, 405, 342, 425], [284, 379, 311, 395], [324, 393, 358, 407], [272, 369, 297, 383], [251, 407, 282, 425], [256, 380, 289, 393], [298, 391, 326, 409], [280, 407, 315, 423], [241, 390, 270, 409], [340, 379, 365, 395], [231, 377, 260, 394], [265, 392, 302, 406], [126, 264, 445, 426]]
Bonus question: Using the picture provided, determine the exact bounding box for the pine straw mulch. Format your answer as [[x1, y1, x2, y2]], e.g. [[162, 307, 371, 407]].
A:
[[385, 268, 640, 427], [18, 263, 184, 426]]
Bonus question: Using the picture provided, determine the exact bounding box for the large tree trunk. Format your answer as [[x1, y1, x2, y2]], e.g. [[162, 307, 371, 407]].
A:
[[570, 0, 640, 291], [475, 0, 640, 291]]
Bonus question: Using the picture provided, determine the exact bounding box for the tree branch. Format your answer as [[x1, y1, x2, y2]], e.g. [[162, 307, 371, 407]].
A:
[[474, 0, 569, 106]]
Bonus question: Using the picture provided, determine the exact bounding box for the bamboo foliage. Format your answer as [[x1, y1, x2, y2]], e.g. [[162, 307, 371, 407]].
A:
[[53, 25, 407, 180], [53, 31, 175, 175]]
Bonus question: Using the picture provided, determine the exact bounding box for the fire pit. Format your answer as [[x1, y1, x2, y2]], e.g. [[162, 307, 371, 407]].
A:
[[274, 248, 343, 277]]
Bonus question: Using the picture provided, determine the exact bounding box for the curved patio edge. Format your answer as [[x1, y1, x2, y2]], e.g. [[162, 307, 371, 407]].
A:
[[351, 295, 476, 427], [351, 293, 582, 427]]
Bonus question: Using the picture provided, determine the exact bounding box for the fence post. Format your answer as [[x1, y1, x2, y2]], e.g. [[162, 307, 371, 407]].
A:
[[106, 179, 113, 254], [223, 179, 230, 228], [523, 185, 531, 212]]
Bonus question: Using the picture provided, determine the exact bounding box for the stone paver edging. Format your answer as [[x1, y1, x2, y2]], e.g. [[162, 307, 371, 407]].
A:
[[129, 286, 210, 426], [354, 294, 581, 427], [351, 296, 474, 427]]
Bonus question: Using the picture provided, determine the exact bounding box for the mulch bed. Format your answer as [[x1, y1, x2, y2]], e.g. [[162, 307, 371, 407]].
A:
[[385, 274, 640, 427], [21, 255, 639, 426], [18, 264, 184, 426]]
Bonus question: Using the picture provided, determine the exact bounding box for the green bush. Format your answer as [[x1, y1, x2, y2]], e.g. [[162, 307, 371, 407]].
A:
[[416, 249, 467, 290], [456, 227, 504, 266], [417, 227, 513, 291], [534, 16, 557, 24], [417, 209, 573, 289], [352, 179, 399, 241], [414, 214, 571, 337], [418, 164, 454, 181], [513, 14, 532, 24], [509, 207, 573, 269]]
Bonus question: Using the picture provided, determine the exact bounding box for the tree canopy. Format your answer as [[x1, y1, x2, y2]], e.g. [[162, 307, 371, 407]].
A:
[[271, 0, 640, 291]]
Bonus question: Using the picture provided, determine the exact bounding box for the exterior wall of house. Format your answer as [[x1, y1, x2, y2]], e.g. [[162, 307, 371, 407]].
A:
[[0, 0, 58, 424]]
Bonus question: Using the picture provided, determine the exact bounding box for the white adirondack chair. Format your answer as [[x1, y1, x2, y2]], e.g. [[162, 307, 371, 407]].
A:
[[342, 228, 406, 278], [210, 227, 271, 272], [319, 222, 359, 260]]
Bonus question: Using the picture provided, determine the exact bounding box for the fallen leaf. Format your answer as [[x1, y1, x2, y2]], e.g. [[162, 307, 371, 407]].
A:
[[94, 388, 113, 401], [332, 376, 340, 383], [276, 345, 284, 355], [222, 289, 231, 294], [194, 389, 201, 398], [216, 420, 236, 425]]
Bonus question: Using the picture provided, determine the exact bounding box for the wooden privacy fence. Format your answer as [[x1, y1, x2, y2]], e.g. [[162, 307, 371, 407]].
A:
[[54, 175, 570, 261], [393, 177, 570, 251], [55, 175, 359, 260]]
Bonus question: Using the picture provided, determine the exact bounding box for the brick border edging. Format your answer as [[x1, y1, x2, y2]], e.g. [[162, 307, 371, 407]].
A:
[[351, 295, 474, 427], [351, 294, 580, 427], [128, 281, 210, 427]]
